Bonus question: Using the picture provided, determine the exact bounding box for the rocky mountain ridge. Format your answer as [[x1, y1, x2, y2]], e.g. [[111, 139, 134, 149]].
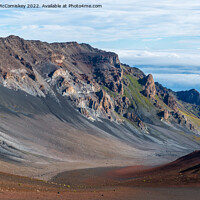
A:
[[0, 35, 199, 133], [177, 89, 200, 106], [0, 35, 199, 167]]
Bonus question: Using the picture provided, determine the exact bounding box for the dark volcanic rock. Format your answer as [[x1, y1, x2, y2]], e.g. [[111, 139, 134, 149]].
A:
[[124, 112, 146, 130], [122, 64, 145, 79], [114, 96, 130, 115], [176, 89, 200, 105], [155, 82, 172, 99], [94, 67, 123, 94], [164, 94, 178, 112]]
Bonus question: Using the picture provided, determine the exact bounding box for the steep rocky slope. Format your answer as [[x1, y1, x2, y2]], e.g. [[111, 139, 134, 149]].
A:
[[0, 35, 199, 174]]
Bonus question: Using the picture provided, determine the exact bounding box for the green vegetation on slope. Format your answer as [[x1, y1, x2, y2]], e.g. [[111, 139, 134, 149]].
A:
[[177, 100, 200, 119], [179, 109, 200, 127], [124, 75, 153, 111]]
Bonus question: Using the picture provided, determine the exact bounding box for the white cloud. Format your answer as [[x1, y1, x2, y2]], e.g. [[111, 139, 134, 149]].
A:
[[1, 0, 200, 42], [105, 48, 200, 91], [154, 74, 200, 85], [142, 38, 162, 42], [107, 49, 200, 66], [152, 73, 200, 91], [177, 40, 200, 44]]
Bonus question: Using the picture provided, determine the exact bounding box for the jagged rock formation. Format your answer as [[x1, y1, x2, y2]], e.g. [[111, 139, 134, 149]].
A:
[[163, 110, 169, 120], [0, 35, 123, 121], [124, 112, 146, 130], [164, 94, 178, 112], [114, 96, 130, 115], [155, 82, 172, 99], [164, 110, 169, 120], [0, 36, 145, 126], [0, 36, 197, 132], [140, 74, 156, 98]]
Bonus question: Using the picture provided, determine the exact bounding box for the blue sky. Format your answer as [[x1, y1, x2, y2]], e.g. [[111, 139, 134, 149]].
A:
[[0, 0, 200, 91]]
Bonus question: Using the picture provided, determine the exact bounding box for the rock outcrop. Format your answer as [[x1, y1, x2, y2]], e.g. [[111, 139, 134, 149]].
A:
[[163, 110, 169, 120], [164, 94, 178, 112], [94, 66, 124, 95], [122, 64, 145, 79], [141, 74, 156, 98], [96, 89, 114, 116], [155, 82, 172, 99], [125, 112, 146, 130], [114, 96, 130, 115]]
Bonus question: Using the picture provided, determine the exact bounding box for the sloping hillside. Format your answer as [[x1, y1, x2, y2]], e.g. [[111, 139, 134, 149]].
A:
[[0, 36, 199, 177]]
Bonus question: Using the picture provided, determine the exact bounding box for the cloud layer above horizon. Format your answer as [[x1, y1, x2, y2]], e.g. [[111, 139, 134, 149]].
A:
[[112, 49, 200, 91], [0, 0, 200, 91]]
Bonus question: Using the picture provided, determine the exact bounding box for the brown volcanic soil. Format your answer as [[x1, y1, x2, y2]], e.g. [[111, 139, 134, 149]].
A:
[[1, 170, 200, 200], [0, 170, 140, 200], [1, 151, 200, 200], [111, 150, 200, 187]]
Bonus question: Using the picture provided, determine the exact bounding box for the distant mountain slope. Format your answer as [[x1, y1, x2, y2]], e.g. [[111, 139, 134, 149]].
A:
[[177, 89, 200, 105]]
